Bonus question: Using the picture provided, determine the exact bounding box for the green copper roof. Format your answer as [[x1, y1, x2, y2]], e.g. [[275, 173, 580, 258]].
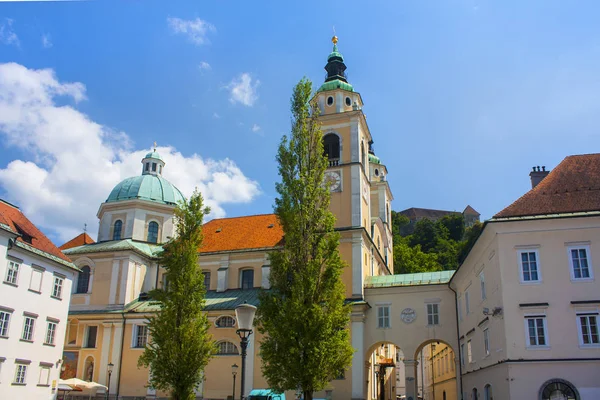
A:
[[364, 270, 455, 288], [368, 154, 381, 164], [328, 44, 344, 62], [62, 239, 163, 259], [317, 79, 354, 93], [144, 151, 163, 161], [106, 174, 184, 206]]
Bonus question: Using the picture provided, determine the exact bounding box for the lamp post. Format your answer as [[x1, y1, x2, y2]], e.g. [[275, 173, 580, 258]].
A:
[[106, 362, 114, 400], [232, 363, 239, 400], [235, 302, 257, 400]]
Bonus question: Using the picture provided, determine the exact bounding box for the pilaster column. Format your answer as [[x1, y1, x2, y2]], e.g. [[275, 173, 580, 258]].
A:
[[351, 306, 367, 400], [110, 321, 124, 395], [403, 359, 418, 400], [455, 357, 461, 400], [98, 322, 113, 385]]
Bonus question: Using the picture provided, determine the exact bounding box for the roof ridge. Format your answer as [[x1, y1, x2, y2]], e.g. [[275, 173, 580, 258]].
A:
[[0, 198, 19, 209], [206, 213, 276, 222]]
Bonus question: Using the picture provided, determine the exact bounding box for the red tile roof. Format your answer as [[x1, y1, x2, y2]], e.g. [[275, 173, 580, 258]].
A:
[[495, 154, 600, 218], [59, 233, 96, 250], [0, 199, 71, 263], [200, 214, 284, 254]]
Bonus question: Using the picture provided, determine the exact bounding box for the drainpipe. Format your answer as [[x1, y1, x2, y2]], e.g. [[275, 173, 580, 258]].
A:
[[116, 312, 126, 398], [448, 285, 464, 400]]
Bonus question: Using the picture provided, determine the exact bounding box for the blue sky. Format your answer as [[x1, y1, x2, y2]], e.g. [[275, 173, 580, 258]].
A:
[[1, 0, 600, 244]]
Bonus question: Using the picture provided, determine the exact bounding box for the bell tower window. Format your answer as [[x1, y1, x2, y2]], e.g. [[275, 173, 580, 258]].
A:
[[152, 163, 157, 172], [113, 220, 123, 241], [147, 221, 159, 243], [323, 134, 340, 166], [145, 163, 149, 172]]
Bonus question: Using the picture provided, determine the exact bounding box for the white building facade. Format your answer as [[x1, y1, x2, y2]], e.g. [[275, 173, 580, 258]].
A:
[[0, 199, 78, 400]]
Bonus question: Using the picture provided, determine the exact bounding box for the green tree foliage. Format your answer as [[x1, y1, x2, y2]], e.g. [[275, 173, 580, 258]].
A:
[[393, 212, 474, 272], [393, 237, 441, 274], [458, 222, 484, 264], [257, 78, 354, 400], [138, 191, 215, 400]]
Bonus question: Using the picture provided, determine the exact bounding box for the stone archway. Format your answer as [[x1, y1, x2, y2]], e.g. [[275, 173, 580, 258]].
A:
[[414, 339, 460, 400], [365, 341, 404, 400]]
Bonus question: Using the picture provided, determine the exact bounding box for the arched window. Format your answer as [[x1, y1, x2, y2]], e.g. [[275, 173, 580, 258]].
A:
[[323, 134, 340, 163], [147, 221, 159, 243], [472, 388, 478, 400], [241, 269, 254, 289], [203, 271, 211, 291], [76, 266, 91, 294], [215, 316, 236, 328], [113, 220, 123, 241], [484, 384, 492, 400], [540, 379, 579, 400], [443, 392, 447, 400], [217, 341, 239, 355]]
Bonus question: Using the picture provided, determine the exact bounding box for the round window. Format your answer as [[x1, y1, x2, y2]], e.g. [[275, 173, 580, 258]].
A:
[[327, 96, 334, 106], [345, 97, 352, 106]]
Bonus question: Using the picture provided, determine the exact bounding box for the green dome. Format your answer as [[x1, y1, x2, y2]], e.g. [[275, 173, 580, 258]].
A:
[[144, 151, 163, 161], [317, 79, 354, 93], [106, 175, 184, 206], [368, 153, 381, 164]]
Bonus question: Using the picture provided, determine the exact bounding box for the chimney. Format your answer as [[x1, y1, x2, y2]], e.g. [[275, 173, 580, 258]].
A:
[[529, 165, 549, 189]]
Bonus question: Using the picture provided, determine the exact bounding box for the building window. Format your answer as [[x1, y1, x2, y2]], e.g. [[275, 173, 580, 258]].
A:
[[152, 163, 157, 172], [241, 269, 254, 290], [577, 313, 599, 346], [14, 364, 27, 384], [52, 275, 64, 299], [465, 290, 470, 314], [569, 246, 592, 280], [480, 272, 486, 300], [525, 316, 548, 347], [539, 378, 579, 400], [38, 366, 50, 386], [427, 303, 440, 325], [458, 297, 463, 322], [147, 221, 159, 243], [5, 260, 19, 285], [133, 325, 148, 348], [76, 266, 91, 294], [0, 310, 11, 337], [377, 305, 390, 329], [484, 384, 493, 400], [519, 250, 540, 282], [113, 220, 123, 240], [145, 162, 150, 171], [215, 316, 236, 328], [460, 343, 465, 366], [323, 133, 340, 162], [203, 271, 211, 291], [45, 321, 57, 345], [85, 326, 98, 348], [467, 340, 472, 363], [483, 328, 490, 356], [22, 317, 35, 341], [471, 388, 478, 400], [217, 341, 239, 355], [29, 267, 43, 293]]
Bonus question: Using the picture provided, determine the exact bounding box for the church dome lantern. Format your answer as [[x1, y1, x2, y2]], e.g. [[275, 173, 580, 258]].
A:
[[318, 36, 354, 93]]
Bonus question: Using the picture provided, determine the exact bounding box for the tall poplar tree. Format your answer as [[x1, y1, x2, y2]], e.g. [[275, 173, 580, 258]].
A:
[[257, 78, 354, 400], [138, 191, 215, 400]]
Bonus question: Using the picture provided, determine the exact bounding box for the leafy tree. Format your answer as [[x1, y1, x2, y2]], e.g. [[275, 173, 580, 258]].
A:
[[256, 78, 354, 400], [433, 237, 459, 270], [393, 237, 441, 274], [458, 221, 484, 264], [437, 213, 465, 242], [409, 219, 438, 252], [391, 211, 410, 237], [138, 191, 215, 400]]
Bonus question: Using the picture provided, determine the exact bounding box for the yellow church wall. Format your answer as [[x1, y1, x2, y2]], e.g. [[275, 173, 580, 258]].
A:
[[119, 323, 151, 397], [89, 258, 115, 305]]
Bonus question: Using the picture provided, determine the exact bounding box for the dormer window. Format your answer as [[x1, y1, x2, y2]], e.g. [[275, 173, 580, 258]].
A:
[[147, 221, 159, 243], [145, 163, 150, 171]]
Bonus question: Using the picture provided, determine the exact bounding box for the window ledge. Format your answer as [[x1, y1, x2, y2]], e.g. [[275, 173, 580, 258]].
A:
[[0, 335, 8, 339], [571, 278, 595, 283], [11, 382, 26, 386], [519, 281, 542, 285], [43, 343, 56, 347], [27, 289, 41, 294], [50, 295, 62, 301], [130, 347, 146, 350], [19, 339, 34, 343], [526, 346, 551, 350], [37, 384, 50, 387], [579, 344, 600, 349], [3, 281, 18, 288]]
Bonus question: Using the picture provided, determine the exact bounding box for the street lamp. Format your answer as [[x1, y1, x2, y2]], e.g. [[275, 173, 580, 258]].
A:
[[106, 362, 114, 400], [232, 363, 239, 400], [235, 302, 257, 400]]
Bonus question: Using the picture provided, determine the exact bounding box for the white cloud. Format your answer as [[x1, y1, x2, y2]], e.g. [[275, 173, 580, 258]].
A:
[[167, 17, 215, 46], [251, 124, 261, 132], [227, 73, 259, 107], [0, 18, 19, 47], [0, 63, 261, 243], [199, 61, 211, 71], [41, 33, 52, 48], [212, 112, 220, 119]]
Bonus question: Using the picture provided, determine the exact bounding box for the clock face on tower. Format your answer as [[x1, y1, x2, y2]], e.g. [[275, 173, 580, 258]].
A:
[[324, 171, 342, 192]]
